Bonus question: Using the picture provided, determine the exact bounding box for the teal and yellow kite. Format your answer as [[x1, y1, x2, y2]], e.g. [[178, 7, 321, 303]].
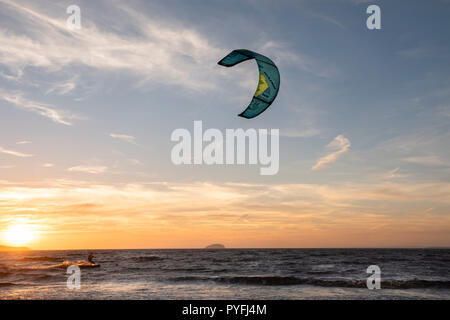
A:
[[218, 49, 280, 119]]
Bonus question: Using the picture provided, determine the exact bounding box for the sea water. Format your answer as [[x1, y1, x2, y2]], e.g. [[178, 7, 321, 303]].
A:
[[1, 249, 449, 299]]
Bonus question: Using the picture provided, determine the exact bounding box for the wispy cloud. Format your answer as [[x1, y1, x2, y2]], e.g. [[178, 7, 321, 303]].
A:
[[281, 128, 320, 138], [110, 133, 137, 145], [397, 47, 435, 59], [0, 91, 76, 125], [312, 135, 351, 170], [0, 165, 15, 169], [402, 156, 447, 166], [67, 166, 108, 174], [0, 0, 224, 92], [0, 146, 34, 157], [16, 140, 31, 144], [128, 159, 142, 166], [383, 167, 409, 179], [260, 41, 339, 78], [308, 11, 346, 29], [0, 0, 337, 94], [45, 76, 78, 96]]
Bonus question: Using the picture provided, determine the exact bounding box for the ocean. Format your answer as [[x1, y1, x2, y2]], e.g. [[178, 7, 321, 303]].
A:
[[1, 249, 449, 299]]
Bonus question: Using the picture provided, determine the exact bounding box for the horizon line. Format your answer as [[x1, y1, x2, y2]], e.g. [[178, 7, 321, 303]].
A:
[[3, 246, 449, 251]]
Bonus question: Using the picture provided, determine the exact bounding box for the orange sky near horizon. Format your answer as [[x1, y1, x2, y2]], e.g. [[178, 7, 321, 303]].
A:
[[1, 180, 449, 250]]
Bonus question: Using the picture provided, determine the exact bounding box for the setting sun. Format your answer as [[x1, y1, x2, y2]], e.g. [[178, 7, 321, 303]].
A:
[[3, 225, 36, 246]]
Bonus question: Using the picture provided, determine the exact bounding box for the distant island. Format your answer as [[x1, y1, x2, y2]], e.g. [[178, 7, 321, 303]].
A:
[[0, 245, 30, 251], [205, 244, 225, 249]]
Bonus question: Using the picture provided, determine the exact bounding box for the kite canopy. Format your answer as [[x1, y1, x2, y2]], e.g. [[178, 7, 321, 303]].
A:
[[218, 49, 280, 119]]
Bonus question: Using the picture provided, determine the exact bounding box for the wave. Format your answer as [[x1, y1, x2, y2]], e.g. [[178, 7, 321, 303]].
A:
[[22, 256, 61, 262], [168, 276, 450, 289], [309, 253, 332, 257], [0, 271, 12, 278], [0, 282, 16, 287], [312, 264, 335, 269], [130, 256, 163, 262], [307, 270, 335, 275], [33, 260, 100, 269]]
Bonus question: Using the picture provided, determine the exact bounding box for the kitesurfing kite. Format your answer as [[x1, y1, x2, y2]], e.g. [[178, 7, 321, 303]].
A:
[[218, 49, 280, 119]]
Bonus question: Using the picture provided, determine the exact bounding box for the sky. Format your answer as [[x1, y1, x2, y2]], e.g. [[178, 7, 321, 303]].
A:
[[0, 0, 449, 249]]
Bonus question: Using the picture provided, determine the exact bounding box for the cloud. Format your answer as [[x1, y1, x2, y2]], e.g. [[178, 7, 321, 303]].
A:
[[376, 129, 450, 158], [128, 159, 142, 165], [45, 76, 78, 96], [384, 167, 399, 179], [110, 133, 137, 145], [0, 165, 15, 169], [16, 140, 31, 144], [397, 47, 435, 59], [0, 0, 334, 96], [281, 128, 320, 138], [383, 167, 409, 179], [0, 146, 34, 157], [0, 179, 449, 248], [308, 12, 346, 29], [67, 166, 108, 174], [42, 163, 54, 168], [0, 91, 76, 125], [0, 0, 225, 92], [260, 41, 339, 78], [312, 135, 351, 170], [402, 156, 447, 166]]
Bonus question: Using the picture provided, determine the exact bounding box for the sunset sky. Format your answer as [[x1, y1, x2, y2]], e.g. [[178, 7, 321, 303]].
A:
[[0, 0, 449, 249]]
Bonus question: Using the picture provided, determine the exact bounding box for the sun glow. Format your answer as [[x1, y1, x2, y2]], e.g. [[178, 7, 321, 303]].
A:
[[3, 224, 36, 246]]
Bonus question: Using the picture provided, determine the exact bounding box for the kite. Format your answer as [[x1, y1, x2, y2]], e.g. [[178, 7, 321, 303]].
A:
[[218, 49, 280, 119]]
